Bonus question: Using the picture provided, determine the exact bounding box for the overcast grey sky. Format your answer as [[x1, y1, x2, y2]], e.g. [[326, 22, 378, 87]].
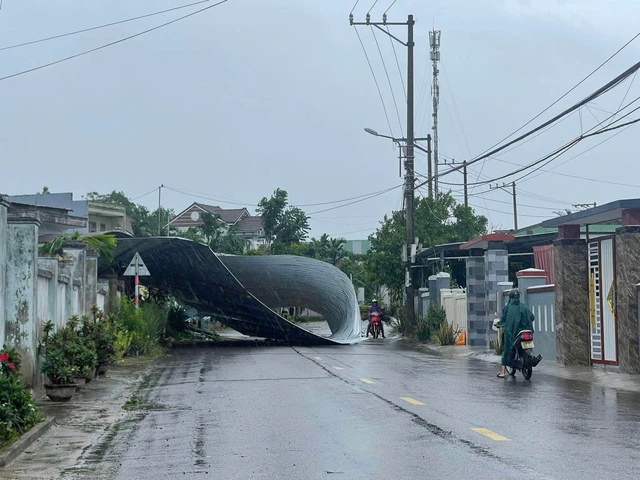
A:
[[1, 0, 639, 240]]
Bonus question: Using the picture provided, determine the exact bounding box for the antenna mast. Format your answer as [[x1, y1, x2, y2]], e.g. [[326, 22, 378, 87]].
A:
[[429, 29, 441, 195]]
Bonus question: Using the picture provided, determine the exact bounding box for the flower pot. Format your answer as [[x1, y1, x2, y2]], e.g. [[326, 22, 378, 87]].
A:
[[97, 364, 109, 375], [44, 383, 78, 402], [73, 377, 87, 388], [85, 367, 96, 383]]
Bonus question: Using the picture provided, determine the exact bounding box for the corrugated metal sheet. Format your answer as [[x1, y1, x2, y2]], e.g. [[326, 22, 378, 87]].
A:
[[109, 238, 361, 345]]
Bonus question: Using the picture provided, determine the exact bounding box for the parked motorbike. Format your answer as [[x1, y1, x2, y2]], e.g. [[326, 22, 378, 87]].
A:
[[369, 312, 382, 339], [506, 330, 542, 379]]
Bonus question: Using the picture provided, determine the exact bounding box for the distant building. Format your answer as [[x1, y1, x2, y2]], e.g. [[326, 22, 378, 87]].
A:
[[170, 202, 265, 251], [8, 192, 130, 236], [344, 239, 371, 255]]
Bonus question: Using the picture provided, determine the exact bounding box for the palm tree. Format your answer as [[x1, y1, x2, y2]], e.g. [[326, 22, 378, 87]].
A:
[[39, 232, 117, 264]]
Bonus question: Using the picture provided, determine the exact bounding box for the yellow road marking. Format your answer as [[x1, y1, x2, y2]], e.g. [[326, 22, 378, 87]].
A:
[[313, 356, 322, 360], [360, 378, 375, 384], [472, 428, 510, 441], [401, 397, 425, 406], [334, 366, 344, 370]]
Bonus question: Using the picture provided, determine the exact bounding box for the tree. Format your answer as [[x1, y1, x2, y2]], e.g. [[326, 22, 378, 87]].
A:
[[85, 190, 177, 237], [256, 188, 288, 246], [363, 192, 488, 300], [198, 212, 225, 245], [256, 189, 309, 253]]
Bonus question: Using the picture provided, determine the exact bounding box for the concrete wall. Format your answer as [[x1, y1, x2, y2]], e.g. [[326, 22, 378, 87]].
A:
[[1, 201, 118, 392], [4, 218, 40, 388]]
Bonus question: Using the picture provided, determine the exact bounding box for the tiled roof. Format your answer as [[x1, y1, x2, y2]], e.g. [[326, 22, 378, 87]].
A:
[[235, 215, 263, 233], [170, 202, 249, 228], [199, 204, 247, 224]]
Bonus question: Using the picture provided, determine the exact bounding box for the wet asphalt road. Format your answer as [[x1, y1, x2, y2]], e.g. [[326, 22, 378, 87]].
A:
[[62, 339, 640, 480]]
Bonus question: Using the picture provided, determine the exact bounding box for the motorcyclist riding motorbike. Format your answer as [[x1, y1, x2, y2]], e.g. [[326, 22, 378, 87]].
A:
[[367, 299, 385, 338], [495, 289, 534, 378]]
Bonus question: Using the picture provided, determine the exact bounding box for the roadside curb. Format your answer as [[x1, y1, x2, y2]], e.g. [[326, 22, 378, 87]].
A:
[[0, 417, 55, 468]]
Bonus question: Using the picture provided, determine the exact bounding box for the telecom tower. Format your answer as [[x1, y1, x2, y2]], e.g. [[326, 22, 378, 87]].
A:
[[429, 29, 441, 195]]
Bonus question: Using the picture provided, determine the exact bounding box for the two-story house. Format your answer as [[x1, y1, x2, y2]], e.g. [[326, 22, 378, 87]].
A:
[[170, 202, 265, 251]]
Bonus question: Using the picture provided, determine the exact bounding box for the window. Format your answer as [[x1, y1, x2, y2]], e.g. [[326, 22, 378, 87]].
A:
[[89, 222, 97, 233], [100, 223, 106, 232]]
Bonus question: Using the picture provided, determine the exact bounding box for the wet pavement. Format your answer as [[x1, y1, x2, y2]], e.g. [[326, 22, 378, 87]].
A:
[[3, 332, 640, 479]]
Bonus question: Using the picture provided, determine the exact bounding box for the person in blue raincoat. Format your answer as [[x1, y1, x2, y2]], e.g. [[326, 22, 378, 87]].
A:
[[496, 289, 535, 378]]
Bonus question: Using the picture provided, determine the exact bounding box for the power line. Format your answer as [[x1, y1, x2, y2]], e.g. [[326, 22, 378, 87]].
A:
[[0, 0, 214, 52], [416, 61, 640, 191], [0, 0, 231, 83], [353, 27, 395, 136], [383, 0, 397, 15], [370, 26, 403, 135], [473, 31, 640, 158], [367, 0, 380, 15], [308, 184, 402, 215], [386, 26, 406, 102]]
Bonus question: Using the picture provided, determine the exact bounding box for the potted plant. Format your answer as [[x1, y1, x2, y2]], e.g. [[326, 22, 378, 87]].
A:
[[88, 307, 118, 375], [40, 321, 78, 401]]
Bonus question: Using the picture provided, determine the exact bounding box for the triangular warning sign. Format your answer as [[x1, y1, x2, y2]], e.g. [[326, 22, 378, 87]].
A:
[[123, 252, 151, 276]]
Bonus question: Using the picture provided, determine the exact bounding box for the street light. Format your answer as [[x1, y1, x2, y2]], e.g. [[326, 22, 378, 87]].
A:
[[364, 126, 433, 333]]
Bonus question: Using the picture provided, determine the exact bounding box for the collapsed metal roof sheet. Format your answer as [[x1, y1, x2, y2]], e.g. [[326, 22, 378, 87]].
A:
[[108, 237, 362, 345]]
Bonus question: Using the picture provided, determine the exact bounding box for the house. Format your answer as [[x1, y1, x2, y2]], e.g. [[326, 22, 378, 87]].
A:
[[8, 192, 130, 236], [170, 202, 265, 251]]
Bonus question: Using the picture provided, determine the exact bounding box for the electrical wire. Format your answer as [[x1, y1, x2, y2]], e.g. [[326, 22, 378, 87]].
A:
[[308, 184, 402, 215], [131, 187, 160, 201], [0, 0, 230, 83], [350, 0, 361, 15], [472, 31, 640, 158], [608, 71, 638, 127], [416, 62, 640, 190], [367, 0, 380, 15], [383, 0, 397, 15], [489, 124, 638, 187], [353, 27, 395, 137], [0, 0, 214, 52], [386, 25, 406, 102], [370, 26, 403, 135]]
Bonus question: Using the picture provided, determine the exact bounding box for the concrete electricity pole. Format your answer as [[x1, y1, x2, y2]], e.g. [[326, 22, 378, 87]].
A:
[[350, 12, 417, 331], [490, 182, 518, 230]]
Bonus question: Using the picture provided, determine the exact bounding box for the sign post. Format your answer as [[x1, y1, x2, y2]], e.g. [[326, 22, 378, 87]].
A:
[[123, 252, 151, 308]]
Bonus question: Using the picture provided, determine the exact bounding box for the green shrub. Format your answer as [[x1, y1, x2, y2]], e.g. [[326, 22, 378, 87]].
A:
[[432, 319, 462, 345], [114, 298, 167, 356], [414, 304, 446, 342], [167, 304, 188, 333], [0, 346, 43, 449]]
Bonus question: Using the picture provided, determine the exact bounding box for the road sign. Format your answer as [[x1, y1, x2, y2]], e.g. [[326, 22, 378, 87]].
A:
[[123, 252, 151, 276]]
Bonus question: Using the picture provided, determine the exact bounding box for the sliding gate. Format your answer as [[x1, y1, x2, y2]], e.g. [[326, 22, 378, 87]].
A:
[[588, 237, 618, 364]]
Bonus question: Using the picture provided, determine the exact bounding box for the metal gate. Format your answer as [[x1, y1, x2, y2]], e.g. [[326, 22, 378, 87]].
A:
[[588, 237, 618, 364]]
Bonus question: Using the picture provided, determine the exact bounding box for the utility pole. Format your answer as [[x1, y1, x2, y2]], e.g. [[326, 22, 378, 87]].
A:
[[512, 181, 518, 230], [351, 12, 416, 332], [490, 182, 518, 230], [463, 161, 468, 207], [426, 134, 433, 199], [157, 184, 164, 236], [429, 29, 441, 195]]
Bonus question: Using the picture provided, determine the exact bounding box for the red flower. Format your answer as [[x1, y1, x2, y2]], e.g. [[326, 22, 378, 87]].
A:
[[0, 353, 9, 363], [8, 363, 16, 371]]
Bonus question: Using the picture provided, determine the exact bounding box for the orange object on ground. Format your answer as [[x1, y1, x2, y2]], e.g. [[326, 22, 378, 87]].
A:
[[455, 329, 466, 346]]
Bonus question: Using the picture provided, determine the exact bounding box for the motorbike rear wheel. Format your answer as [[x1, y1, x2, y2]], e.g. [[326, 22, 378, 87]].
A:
[[372, 322, 380, 339], [522, 365, 532, 380]]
